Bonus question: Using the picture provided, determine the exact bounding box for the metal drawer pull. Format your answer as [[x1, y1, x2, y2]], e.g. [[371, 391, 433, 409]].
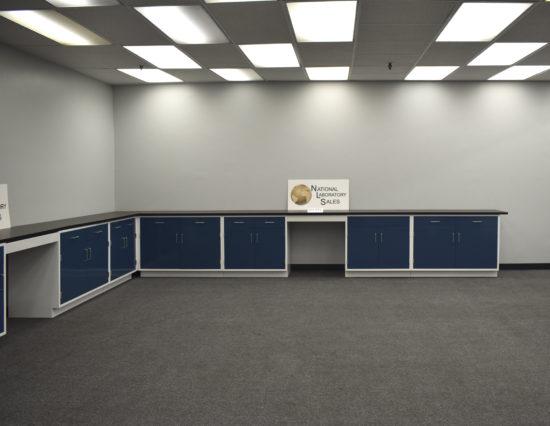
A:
[[176, 233, 178, 243], [264, 221, 275, 224], [95, 230, 103, 234], [458, 232, 461, 243], [154, 221, 165, 224], [380, 232, 383, 244], [234, 221, 245, 224], [114, 226, 122, 229], [374, 232, 377, 243], [194, 221, 205, 224], [472, 220, 483, 223], [256, 232, 259, 244], [430, 220, 440, 223], [452, 232, 455, 243], [250, 232, 253, 244], [70, 235, 80, 240]]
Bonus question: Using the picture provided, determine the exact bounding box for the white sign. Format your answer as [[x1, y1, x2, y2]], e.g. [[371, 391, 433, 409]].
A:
[[288, 179, 349, 211], [0, 184, 11, 230]]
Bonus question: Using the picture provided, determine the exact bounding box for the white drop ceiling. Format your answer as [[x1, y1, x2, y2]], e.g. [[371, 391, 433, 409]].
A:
[[0, 0, 549, 84]]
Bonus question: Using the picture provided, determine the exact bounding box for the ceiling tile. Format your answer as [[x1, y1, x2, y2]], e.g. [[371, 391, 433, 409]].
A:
[[350, 65, 409, 81], [360, 0, 456, 25], [0, 16, 58, 45], [0, 0, 52, 9], [445, 66, 507, 81], [498, 4, 550, 42], [517, 44, 550, 65], [179, 44, 250, 68], [417, 42, 488, 66], [119, 0, 201, 4], [17, 45, 143, 68], [166, 69, 225, 82], [59, 6, 171, 45], [356, 23, 442, 44], [255, 68, 307, 81], [297, 43, 353, 67], [530, 69, 550, 81], [207, 2, 292, 44], [76, 68, 141, 85], [353, 41, 423, 67]]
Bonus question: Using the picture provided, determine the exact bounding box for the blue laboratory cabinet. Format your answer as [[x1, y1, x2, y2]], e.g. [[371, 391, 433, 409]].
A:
[[224, 217, 286, 269], [140, 217, 221, 269], [347, 217, 410, 269], [1, 245, 5, 336], [414, 216, 498, 269], [60, 224, 109, 304], [110, 218, 136, 280]]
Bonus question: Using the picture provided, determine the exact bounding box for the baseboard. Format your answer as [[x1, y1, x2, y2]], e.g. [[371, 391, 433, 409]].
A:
[[291, 264, 345, 271], [499, 263, 550, 270]]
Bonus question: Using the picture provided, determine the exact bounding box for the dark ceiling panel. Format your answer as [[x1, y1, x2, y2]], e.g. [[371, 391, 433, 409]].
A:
[[76, 67, 141, 84], [498, 3, 550, 42], [417, 42, 488, 66], [207, 2, 292, 44], [166, 69, 225, 83], [0, 0, 52, 9], [445, 66, 507, 81], [179, 44, 251, 68], [517, 45, 550, 66], [0, 17, 58, 45], [256, 68, 308, 81], [59, 6, 171, 45], [297, 43, 354, 67]]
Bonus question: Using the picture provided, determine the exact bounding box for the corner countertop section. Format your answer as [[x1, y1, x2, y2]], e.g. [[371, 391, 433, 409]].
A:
[[0, 209, 508, 244]]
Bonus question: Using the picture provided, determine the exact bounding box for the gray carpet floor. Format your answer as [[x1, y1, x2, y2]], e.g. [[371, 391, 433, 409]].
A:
[[1, 270, 549, 426]]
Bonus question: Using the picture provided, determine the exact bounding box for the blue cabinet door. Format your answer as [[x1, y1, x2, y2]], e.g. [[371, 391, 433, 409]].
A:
[[60, 229, 89, 304], [224, 218, 255, 269], [254, 218, 285, 269], [414, 217, 455, 268], [347, 217, 379, 269], [378, 217, 410, 269], [181, 218, 220, 269], [85, 224, 109, 293], [1, 246, 5, 335], [111, 219, 136, 279], [140, 218, 181, 269], [454, 217, 498, 268]]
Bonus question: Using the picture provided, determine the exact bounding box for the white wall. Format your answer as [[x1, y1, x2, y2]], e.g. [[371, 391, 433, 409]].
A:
[[113, 82, 550, 264], [0, 44, 115, 226]]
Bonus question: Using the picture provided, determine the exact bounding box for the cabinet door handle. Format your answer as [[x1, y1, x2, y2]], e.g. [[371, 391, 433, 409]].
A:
[[374, 232, 377, 243], [380, 232, 383, 244], [194, 221, 205, 224], [430, 220, 440, 223], [452, 232, 455, 243], [458, 232, 461, 244], [70, 235, 80, 240], [89, 248, 92, 260], [95, 230, 103, 234], [264, 221, 275, 224], [83, 248, 88, 261], [180, 233, 184, 244], [472, 220, 483, 223], [113, 226, 122, 229], [155, 221, 165, 224], [234, 221, 245, 224], [176, 233, 179, 244], [250, 232, 253, 244], [256, 232, 259, 244]]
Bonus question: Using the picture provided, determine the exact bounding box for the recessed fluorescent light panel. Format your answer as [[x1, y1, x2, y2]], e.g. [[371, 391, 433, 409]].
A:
[[118, 69, 182, 83], [287, 1, 357, 42], [0, 10, 109, 45], [306, 67, 349, 81], [211, 68, 262, 81], [469, 43, 546, 66], [124, 46, 200, 69], [436, 2, 532, 42], [489, 65, 550, 80], [45, 0, 118, 6], [135, 6, 228, 44], [405, 66, 459, 81], [239, 44, 299, 68]]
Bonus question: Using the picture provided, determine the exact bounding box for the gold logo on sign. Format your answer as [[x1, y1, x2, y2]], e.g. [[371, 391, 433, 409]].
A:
[[291, 184, 312, 205]]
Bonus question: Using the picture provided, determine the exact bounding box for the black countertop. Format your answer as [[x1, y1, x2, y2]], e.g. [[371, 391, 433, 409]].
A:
[[0, 209, 508, 244]]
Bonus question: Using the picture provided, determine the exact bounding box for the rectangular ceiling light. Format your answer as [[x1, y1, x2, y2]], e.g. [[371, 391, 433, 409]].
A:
[[124, 46, 200, 69], [469, 42, 546, 66], [239, 44, 299, 68], [135, 6, 228, 44], [405, 66, 459, 81], [0, 10, 109, 45], [436, 2, 532, 42], [211, 68, 262, 81], [306, 67, 349, 81], [205, 0, 275, 3], [489, 65, 550, 80], [287, 1, 357, 42], [45, 0, 118, 6], [118, 69, 182, 83]]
